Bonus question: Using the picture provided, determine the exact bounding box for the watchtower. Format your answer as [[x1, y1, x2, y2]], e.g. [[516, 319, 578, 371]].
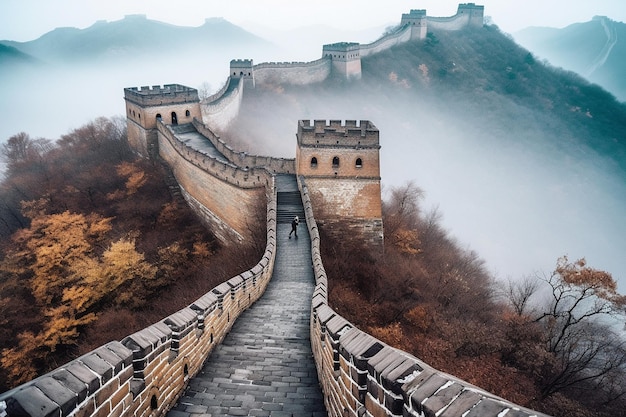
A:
[[401, 9, 428, 40], [230, 59, 255, 89], [457, 3, 485, 27], [322, 43, 362, 80], [124, 84, 201, 158], [296, 120, 383, 247]]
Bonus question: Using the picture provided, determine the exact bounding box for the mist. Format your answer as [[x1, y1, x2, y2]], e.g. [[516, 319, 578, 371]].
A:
[[228, 74, 626, 291], [1, 26, 625, 293]]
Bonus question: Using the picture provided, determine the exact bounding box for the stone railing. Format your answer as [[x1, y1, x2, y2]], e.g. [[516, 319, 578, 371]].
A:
[[202, 77, 244, 131], [298, 175, 551, 417], [192, 118, 296, 174], [0, 169, 279, 417]]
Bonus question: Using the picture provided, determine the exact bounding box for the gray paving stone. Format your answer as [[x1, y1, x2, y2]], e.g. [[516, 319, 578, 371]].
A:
[[168, 175, 326, 416]]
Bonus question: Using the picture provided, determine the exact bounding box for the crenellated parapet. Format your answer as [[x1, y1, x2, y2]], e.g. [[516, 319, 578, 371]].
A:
[[124, 84, 200, 107], [198, 3, 485, 127], [428, 2, 484, 31], [0, 183, 279, 417], [401, 9, 428, 40], [296, 120, 383, 247], [298, 177, 550, 417]]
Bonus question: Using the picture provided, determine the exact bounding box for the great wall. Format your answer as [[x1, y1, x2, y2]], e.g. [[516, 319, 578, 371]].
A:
[[0, 4, 552, 417]]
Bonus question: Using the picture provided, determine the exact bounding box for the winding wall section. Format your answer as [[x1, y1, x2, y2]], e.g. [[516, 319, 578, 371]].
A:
[[0, 4, 551, 417]]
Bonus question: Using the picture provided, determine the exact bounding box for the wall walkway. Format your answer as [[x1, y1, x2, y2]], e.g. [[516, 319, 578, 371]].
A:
[[167, 174, 326, 416]]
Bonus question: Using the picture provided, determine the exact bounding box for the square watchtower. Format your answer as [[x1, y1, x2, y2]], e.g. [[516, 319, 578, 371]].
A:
[[296, 120, 383, 248], [124, 84, 201, 158]]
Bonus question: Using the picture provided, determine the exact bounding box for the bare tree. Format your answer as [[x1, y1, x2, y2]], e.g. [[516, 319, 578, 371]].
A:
[[533, 256, 626, 399], [501, 275, 540, 316]]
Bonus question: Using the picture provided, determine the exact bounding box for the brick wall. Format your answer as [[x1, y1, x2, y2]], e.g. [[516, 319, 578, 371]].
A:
[[0, 190, 278, 417], [298, 176, 550, 417]]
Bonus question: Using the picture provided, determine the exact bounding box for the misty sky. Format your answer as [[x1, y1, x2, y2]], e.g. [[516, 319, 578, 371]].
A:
[[2, 0, 626, 41]]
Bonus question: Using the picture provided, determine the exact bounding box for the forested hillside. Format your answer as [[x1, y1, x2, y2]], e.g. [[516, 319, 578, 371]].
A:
[[224, 24, 626, 417], [0, 118, 264, 391], [322, 182, 625, 417]]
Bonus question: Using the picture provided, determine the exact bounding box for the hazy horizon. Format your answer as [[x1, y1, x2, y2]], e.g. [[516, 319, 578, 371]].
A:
[[2, 0, 626, 42]]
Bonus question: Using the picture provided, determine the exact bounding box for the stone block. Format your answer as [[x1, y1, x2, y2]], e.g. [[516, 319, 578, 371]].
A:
[[408, 373, 449, 412], [66, 361, 102, 394], [326, 315, 351, 339], [50, 368, 89, 403], [34, 376, 78, 415], [339, 329, 383, 370], [81, 353, 114, 383], [149, 321, 173, 343], [94, 346, 125, 376], [104, 341, 134, 368], [464, 398, 507, 417], [367, 346, 405, 380], [228, 275, 244, 291], [122, 329, 156, 359], [4, 385, 59, 417], [421, 382, 463, 416], [316, 304, 336, 326], [382, 357, 422, 395]]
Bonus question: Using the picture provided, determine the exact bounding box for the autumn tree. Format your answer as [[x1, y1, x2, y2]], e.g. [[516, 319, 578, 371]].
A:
[[532, 257, 626, 401], [0, 200, 159, 386], [382, 181, 423, 255]]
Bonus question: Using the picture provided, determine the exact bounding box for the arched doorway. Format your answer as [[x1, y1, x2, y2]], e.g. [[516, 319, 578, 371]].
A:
[[171, 112, 178, 125]]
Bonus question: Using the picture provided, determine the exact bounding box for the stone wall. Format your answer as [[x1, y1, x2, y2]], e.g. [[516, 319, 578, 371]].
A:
[[192, 119, 296, 174], [359, 25, 412, 57], [0, 188, 279, 417], [157, 122, 268, 243], [298, 177, 549, 417], [253, 58, 332, 86], [202, 77, 244, 132]]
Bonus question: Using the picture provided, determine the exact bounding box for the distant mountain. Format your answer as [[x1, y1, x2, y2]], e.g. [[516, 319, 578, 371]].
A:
[[0, 43, 40, 67], [513, 16, 626, 101], [0, 15, 274, 66]]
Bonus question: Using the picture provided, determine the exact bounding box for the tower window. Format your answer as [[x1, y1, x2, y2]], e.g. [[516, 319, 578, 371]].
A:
[[171, 112, 178, 125], [310, 157, 318, 168], [156, 113, 162, 121], [355, 158, 363, 168], [332, 156, 340, 168], [185, 109, 190, 117]]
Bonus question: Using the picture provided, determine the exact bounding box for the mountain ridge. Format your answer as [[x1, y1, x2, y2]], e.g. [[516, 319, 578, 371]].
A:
[[0, 14, 273, 66], [513, 16, 626, 101]]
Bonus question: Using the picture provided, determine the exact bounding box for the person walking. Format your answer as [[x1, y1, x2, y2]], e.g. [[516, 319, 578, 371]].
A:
[[289, 215, 299, 239]]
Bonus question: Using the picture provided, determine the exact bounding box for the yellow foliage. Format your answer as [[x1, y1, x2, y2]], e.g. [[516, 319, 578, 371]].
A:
[[0, 332, 40, 385], [405, 305, 431, 332], [20, 198, 48, 219], [125, 171, 147, 195], [192, 240, 213, 258], [392, 228, 421, 255], [115, 161, 147, 195], [556, 256, 624, 304], [115, 161, 137, 177], [157, 202, 179, 227]]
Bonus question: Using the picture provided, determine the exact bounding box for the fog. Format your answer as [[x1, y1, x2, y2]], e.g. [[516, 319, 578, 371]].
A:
[[1, 35, 625, 292]]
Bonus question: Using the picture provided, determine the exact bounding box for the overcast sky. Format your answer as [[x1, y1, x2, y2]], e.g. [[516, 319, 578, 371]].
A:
[[2, 0, 625, 42]]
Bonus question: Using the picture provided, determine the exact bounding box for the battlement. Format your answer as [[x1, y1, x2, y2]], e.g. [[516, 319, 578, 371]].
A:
[[124, 84, 199, 106], [322, 42, 361, 59], [401, 9, 427, 23], [230, 59, 254, 69], [458, 2, 485, 12], [297, 120, 379, 147]]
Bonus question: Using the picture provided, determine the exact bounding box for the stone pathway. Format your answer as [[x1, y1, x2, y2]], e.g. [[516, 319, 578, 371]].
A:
[[167, 175, 326, 417]]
